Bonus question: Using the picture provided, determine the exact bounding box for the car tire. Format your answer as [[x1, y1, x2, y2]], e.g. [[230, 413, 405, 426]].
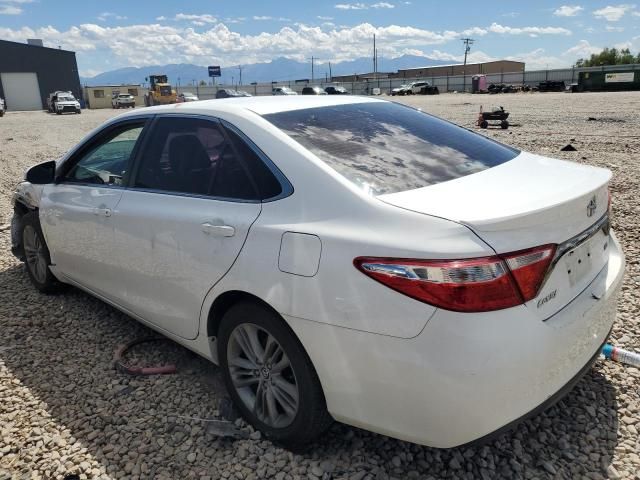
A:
[[77, 109, 81, 114], [56, 111, 61, 115], [218, 301, 333, 446], [20, 211, 65, 294]]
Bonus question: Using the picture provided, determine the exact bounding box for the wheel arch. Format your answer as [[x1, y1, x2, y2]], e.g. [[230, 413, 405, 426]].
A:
[[207, 290, 283, 340], [205, 290, 328, 398]]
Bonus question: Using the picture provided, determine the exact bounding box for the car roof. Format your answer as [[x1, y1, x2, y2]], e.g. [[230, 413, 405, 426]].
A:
[[115, 95, 385, 117]]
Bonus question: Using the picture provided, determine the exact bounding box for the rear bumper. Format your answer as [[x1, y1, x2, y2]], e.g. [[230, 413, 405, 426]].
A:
[[287, 231, 625, 448]]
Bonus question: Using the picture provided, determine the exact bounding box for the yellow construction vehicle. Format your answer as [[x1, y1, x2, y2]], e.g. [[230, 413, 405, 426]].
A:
[[143, 74, 177, 106]]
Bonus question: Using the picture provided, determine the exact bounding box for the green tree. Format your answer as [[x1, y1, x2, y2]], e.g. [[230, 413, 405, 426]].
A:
[[574, 47, 639, 67]]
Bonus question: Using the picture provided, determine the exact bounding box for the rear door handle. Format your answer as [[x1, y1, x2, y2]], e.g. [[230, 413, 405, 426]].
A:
[[201, 223, 235, 237], [93, 207, 112, 217]]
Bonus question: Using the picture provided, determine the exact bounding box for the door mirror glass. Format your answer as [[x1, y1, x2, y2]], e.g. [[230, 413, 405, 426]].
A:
[[25, 160, 56, 184]]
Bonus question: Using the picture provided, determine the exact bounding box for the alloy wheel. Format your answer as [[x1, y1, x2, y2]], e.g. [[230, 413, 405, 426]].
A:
[[227, 323, 300, 428], [23, 225, 48, 284]]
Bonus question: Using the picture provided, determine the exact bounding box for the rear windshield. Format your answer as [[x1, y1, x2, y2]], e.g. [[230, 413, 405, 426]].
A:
[[264, 102, 519, 195]]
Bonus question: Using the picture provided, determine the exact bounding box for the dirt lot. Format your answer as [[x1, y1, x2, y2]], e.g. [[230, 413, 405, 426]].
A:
[[1, 92, 639, 479]]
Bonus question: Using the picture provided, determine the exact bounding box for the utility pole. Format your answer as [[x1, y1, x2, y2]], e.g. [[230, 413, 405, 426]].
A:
[[310, 56, 315, 83], [461, 38, 474, 93], [237, 65, 243, 85], [328, 61, 332, 81], [373, 33, 377, 78]]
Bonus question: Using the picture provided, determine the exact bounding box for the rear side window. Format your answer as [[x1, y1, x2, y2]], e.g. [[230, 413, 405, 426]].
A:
[[133, 117, 281, 201], [264, 102, 519, 195]]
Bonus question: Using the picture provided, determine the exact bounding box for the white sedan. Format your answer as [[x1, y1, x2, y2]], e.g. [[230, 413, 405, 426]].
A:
[[11, 96, 624, 448]]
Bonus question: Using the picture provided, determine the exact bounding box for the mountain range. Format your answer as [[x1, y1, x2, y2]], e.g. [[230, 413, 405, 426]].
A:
[[80, 55, 453, 86]]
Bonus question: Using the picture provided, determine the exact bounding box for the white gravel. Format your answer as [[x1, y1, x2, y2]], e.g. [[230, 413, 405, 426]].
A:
[[1, 93, 639, 479]]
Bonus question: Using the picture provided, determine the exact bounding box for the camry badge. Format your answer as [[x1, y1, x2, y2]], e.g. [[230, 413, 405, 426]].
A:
[[587, 196, 597, 217]]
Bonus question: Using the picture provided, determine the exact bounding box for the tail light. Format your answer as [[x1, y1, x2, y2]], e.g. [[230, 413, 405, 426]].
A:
[[354, 244, 556, 313]]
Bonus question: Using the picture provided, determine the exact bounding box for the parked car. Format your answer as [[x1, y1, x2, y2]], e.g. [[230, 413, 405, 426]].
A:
[[236, 90, 252, 97], [48, 92, 81, 115], [178, 92, 200, 102], [272, 86, 297, 95], [301, 86, 327, 95], [324, 86, 348, 95], [111, 93, 136, 109], [391, 81, 437, 95], [0, 97, 5, 117], [216, 89, 243, 99], [11, 97, 623, 449]]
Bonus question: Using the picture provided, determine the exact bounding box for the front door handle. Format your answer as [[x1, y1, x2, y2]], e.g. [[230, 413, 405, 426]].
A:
[[93, 207, 112, 217], [201, 223, 235, 237]]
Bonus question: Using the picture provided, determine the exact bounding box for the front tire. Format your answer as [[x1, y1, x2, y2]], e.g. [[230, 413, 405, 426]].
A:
[[218, 302, 332, 446], [20, 211, 64, 294]]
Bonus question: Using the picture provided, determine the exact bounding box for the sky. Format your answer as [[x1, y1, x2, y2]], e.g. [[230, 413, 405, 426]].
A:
[[0, 1, 639, 77]]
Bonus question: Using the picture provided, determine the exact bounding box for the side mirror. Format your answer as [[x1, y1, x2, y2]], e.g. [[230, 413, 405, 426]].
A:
[[25, 160, 56, 184]]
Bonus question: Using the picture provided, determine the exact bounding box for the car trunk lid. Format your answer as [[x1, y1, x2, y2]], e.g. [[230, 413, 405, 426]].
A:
[[378, 152, 612, 319]]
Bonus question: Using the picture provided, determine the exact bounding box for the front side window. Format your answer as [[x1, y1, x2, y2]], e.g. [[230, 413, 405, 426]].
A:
[[264, 102, 519, 195], [65, 123, 145, 186], [133, 117, 281, 201]]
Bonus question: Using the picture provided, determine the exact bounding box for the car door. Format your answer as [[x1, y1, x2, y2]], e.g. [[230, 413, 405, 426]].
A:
[[39, 119, 149, 296], [110, 115, 282, 339]]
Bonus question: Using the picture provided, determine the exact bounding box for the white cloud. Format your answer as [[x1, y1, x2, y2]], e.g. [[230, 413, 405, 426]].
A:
[[317, 15, 334, 20], [335, 2, 368, 9], [253, 16, 291, 21], [506, 48, 567, 69], [488, 22, 571, 35], [592, 4, 635, 21], [0, 21, 579, 76], [174, 13, 217, 24], [606, 25, 625, 31], [563, 39, 601, 57], [0, 5, 22, 14], [335, 1, 395, 8], [97, 12, 128, 22], [554, 5, 584, 16], [156, 16, 166, 21]]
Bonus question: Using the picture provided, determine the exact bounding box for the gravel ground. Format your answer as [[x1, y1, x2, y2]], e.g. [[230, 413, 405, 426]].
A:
[[1, 92, 639, 479]]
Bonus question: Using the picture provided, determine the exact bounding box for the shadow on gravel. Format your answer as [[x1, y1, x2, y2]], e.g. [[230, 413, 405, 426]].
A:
[[0, 261, 619, 479]]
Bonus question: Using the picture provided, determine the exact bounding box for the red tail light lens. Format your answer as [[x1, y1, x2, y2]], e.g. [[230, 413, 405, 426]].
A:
[[503, 245, 555, 302], [354, 245, 556, 313]]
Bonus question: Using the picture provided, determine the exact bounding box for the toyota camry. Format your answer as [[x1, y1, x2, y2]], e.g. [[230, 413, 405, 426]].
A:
[[11, 96, 624, 448]]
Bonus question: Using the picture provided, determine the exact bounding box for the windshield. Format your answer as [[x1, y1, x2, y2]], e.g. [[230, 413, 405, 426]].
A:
[[58, 96, 75, 101], [264, 102, 519, 195]]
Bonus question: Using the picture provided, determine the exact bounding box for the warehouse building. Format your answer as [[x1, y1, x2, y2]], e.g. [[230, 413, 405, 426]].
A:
[[84, 85, 147, 109], [392, 60, 525, 79], [0, 39, 82, 111]]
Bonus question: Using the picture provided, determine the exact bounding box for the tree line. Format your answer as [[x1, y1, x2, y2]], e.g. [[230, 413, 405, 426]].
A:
[[575, 47, 640, 67]]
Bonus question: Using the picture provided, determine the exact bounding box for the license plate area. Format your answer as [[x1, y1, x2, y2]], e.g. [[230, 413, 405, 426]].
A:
[[563, 230, 609, 287]]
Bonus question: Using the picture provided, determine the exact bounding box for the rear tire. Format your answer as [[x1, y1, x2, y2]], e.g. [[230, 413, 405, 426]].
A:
[[480, 120, 488, 129], [501, 120, 509, 129], [20, 211, 65, 294], [218, 301, 333, 446]]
